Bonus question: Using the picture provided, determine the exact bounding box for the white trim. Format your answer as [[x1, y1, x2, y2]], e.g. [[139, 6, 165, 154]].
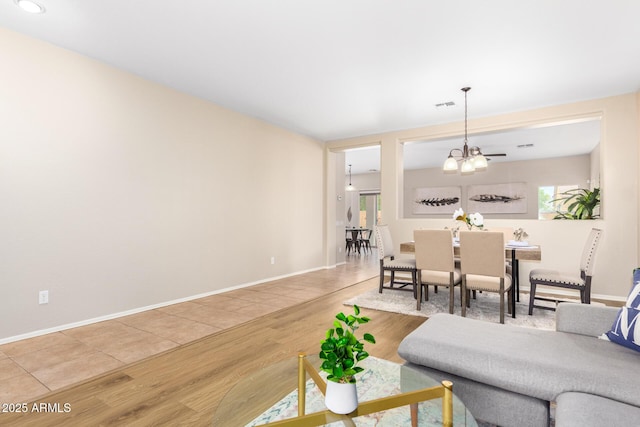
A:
[[0, 266, 326, 345], [325, 261, 347, 269]]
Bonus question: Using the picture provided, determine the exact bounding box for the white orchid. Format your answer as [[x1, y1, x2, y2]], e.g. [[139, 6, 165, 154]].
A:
[[468, 212, 484, 227], [453, 209, 484, 230], [452, 208, 465, 221]]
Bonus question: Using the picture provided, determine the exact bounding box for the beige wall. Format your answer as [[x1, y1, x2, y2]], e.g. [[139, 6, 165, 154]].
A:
[[328, 93, 640, 300], [0, 28, 325, 342]]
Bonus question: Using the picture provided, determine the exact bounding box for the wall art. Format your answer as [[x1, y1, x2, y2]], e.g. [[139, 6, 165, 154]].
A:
[[467, 182, 527, 214], [413, 186, 462, 214]]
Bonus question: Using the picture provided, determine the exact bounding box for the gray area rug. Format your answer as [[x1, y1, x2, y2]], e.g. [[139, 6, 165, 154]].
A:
[[345, 287, 556, 329]]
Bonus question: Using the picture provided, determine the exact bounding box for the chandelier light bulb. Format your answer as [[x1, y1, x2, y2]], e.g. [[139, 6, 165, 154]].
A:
[[473, 154, 488, 170], [443, 156, 459, 172], [461, 159, 475, 174]]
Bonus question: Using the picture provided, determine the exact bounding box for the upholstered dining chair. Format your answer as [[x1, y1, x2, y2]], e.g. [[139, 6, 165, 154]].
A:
[[414, 229, 461, 313], [460, 231, 513, 324], [528, 228, 603, 315], [486, 227, 514, 245], [486, 226, 515, 273], [375, 225, 418, 295]]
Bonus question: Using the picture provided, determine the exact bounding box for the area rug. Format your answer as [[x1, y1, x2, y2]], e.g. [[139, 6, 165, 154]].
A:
[[344, 287, 557, 330], [246, 357, 476, 427]]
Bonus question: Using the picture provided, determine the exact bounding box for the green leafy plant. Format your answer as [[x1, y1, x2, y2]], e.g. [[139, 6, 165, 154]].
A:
[[553, 187, 600, 220], [319, 305, 376, 384]]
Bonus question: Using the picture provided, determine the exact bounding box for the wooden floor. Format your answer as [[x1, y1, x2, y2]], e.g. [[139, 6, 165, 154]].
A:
[[0, 257, 426, 426]]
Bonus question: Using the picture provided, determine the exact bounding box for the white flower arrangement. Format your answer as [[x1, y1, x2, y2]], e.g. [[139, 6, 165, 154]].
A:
[[453, 208, 484, 230]]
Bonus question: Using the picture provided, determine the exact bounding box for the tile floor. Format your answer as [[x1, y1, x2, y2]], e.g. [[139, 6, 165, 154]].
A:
[[0, 253, 379, 404]]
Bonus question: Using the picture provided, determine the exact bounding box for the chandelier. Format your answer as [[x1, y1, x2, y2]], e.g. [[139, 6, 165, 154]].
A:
[[443, 87, 488, 174]]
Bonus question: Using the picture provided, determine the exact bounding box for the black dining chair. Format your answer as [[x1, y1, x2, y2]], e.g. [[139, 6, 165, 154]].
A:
[[359, 229, 373, 254], [345, 229, 361, 255]]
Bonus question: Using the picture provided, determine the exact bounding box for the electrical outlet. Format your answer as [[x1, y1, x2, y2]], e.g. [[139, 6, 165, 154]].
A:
[[39, 290, 49, 305], [270, 256, 275, 265]]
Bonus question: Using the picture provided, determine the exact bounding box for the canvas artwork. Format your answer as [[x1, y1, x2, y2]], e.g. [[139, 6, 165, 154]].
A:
[[467, 183, 527, 214], [413, 186, 462, 214]]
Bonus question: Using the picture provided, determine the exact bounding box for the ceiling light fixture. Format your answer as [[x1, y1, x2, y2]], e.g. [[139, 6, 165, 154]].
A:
[[15, 0, 45, 14], [345, 164, 356, 191], [443, 87, 488, 175]]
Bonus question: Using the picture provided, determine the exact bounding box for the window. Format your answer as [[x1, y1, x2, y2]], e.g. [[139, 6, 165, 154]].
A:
[[538, 185, 579, 220]]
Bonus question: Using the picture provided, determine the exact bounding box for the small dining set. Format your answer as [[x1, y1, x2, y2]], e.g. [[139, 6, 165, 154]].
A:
[[375, 224, 602, 324], [345, 227, 372, 255]]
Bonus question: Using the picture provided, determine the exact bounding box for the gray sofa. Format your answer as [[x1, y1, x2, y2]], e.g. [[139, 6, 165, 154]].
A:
[[398, 303, 640, 426]]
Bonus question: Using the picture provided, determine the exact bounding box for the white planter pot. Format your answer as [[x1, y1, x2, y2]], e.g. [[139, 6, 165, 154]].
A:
[[325, 381, 358, 414]]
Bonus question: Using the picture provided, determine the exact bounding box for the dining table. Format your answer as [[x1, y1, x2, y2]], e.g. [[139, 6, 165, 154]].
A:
[[400, 240, 541, 318]]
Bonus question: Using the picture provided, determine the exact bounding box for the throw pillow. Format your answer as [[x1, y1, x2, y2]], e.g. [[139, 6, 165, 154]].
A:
[[631, 268, 640, 307], [605, 271, 640, 352], [606, 306, 640, 352]]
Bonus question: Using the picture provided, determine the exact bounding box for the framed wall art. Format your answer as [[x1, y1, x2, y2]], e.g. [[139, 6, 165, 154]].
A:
[[467, 182, 527, 214], [413, 186, 462, 214]]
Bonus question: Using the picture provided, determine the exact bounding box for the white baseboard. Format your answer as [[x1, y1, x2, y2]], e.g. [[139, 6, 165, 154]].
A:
[[0, 266, 328, 345]]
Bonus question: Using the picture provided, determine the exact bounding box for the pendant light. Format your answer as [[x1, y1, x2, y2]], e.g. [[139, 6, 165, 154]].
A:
[[443, 87, 488, 174], [345, 164, 356, 191]]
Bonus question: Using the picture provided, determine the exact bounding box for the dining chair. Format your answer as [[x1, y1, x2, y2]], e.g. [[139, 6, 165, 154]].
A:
[[528, 228, 603, 315], [486, 227, 514, 246], [375, 225, 418, 295], [359, 229, 373, 254], [345, 229, 361, 255], [414, 229, 461, 313], [451, 227, 483, 299], [460, 231, 513, 324], [345, 230, 354, 255], [486, 226, 515, 273]]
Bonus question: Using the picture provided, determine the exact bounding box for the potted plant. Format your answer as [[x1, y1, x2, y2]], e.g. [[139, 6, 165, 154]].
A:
[[552, 187, 600, 219], [319, 304, 376, 414]]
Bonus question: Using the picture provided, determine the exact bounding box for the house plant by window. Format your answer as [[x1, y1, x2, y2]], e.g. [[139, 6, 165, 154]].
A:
[[319, 305, 376, 414], [553, 187, 601, 219]]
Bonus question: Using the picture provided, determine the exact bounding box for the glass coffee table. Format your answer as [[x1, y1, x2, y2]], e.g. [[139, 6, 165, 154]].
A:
[[212, 354, 476, 426]]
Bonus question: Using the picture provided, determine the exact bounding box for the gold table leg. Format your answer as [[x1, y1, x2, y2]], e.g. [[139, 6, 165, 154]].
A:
[[277, 354, 455, 427], [297, 353, 306, 417]]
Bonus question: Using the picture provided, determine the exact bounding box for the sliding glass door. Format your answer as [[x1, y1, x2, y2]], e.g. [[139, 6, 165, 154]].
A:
[[359, 192, 381, 247]]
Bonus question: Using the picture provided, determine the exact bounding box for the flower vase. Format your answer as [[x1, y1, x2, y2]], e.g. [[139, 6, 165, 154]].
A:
[[325, 381, 358, 414]]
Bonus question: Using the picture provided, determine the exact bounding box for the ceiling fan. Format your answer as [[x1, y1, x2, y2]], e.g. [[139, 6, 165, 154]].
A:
[[467, 147, 507, 158], [483, 152, 507, 160]]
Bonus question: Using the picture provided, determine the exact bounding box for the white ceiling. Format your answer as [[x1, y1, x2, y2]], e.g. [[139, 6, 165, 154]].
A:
[[1, 1, 639, 143]]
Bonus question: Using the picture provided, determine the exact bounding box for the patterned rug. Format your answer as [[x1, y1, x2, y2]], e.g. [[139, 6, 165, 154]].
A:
[[344, 286, 557, 330], [246, 357, 478, 426]]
